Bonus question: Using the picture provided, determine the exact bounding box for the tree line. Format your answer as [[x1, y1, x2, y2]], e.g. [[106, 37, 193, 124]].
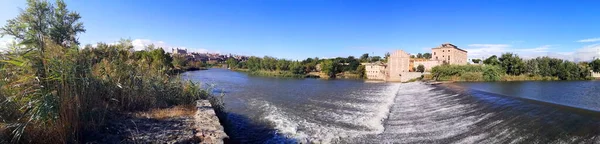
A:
[[226, 53, 388, 78], [432, 53, 593, 81]]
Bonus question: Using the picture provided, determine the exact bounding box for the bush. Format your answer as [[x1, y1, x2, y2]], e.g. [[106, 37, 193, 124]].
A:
[[483, 66, 503, 81], [431, 64, 503, 81]]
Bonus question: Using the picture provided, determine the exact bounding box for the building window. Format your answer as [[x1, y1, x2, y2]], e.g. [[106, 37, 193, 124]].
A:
[[442, 50, 444, 52], [434, 52, 436, 55]]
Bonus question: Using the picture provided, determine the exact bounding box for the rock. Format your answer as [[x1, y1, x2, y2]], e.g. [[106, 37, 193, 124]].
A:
[[193, 100, 229, 144]]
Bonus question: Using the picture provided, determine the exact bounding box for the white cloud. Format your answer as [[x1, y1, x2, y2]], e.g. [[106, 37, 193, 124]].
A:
[[465, 43, 600, 62], [464, 44, 551, 59], [0, 37, 15, 51], [576, 38, 600, 43], [555, 43, 600, 62]]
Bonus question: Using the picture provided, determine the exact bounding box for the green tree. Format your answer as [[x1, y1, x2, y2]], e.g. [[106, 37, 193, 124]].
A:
[[498, 53, 525, 75], [524, 59, 539, 76], [320, 59, 336, 78], [483, 66, 503, 81], [356, 65, 366, 79], [290, 61, 305, 74], [371, 56, 381, 62], [416, 53, 423, 58], [471, 59, 481, 64], [590, 59, 600, 72], [172, 54, 187, 69], [483, 55, 500, 65], [416, 64, 425, 73], [347, 56, 360, 71], [226, 58, 238, 69], [422, 53, 432, 59], [359, 53, 369, 62]]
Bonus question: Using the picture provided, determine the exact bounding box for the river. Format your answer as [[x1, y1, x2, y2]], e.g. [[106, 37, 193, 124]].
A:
[[182, 69, 600, 143]]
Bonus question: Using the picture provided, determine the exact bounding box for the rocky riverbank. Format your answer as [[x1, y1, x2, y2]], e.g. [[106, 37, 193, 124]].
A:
[[87, 100, 228, 143]]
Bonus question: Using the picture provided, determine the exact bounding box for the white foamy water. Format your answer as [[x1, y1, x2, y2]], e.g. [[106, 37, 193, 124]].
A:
[[185, 69, 600, 143], [247, 83, 402, 143]]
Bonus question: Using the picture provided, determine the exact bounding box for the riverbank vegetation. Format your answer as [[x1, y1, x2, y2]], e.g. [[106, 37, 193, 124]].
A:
[[0, 1, 222, 143], [226, 53, 386, 79], [431, 53, 592, 81]]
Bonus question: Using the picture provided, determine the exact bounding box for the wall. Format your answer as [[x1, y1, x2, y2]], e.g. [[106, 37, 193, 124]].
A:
[[431, 43, 468, 65], [364, 64, 386, 80], [387, 50, 411, 82], [413, 60, 442, 71], [592, 71, 600, 78]]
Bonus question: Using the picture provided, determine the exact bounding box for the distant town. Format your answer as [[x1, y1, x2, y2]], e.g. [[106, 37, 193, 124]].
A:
[[170, 48, 249, 64], [169, 43, 472, 82]]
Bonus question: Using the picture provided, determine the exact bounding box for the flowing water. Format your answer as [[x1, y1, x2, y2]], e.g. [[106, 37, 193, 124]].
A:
[[183, 69, 600, 143]]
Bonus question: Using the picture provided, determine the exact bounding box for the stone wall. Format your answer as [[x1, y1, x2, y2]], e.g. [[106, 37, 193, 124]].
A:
[[431, 43, 468, 65], [592, 71, 600, 78], [363, 63, 387, 80], [193, 100, 228, 143], [413, 60, 442, 72], [387, 50, 411, 81]]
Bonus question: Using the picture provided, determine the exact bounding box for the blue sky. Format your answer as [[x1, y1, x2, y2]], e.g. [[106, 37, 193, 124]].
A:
[[2, 0, 600, 61]]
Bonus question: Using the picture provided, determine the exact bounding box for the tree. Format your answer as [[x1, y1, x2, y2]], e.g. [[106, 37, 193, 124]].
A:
[[423, 53, 432, 59], [371, 56, 381, 62], [289, 61, 304, 74], [471, 59, 481, 64], [524, 59, 539, 76], [590, 59, 600, 72], [483, 66, 502, 81], [359, 53, 369, 62], [0, 0, 86, 142], [347, 56, 360, 71], [498, 53, 525, 75], [172, 54, 187, 69], [49, 0, 86, 48], [356, 65, 366, 79], [416, 53, 423, 58], [320, 59, 336, 78], [226, 58, 238, 69], [483, 55, 500, 65], [416, 64, 425, 73]]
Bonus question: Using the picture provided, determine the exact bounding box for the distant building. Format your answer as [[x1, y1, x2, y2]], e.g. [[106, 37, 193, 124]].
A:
[[362, 62, 386, 80], [431, 43, 468, 65], [387, 50, 411, 82], [172, 48, 188, 55], [361, 43, 467, 82]]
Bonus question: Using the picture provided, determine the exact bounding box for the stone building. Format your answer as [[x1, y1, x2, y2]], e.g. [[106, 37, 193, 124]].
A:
[[431, 43, 468, 65], [411, 59, 442, 72], [172, 48, 188, 55], [387, 50, 411, 82], [362, 62, 387, 80], [360, 43, 467, 82]]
